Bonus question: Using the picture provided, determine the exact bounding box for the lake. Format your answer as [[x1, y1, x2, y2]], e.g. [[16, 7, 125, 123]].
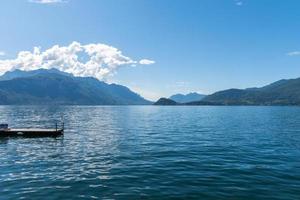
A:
[[0, 106, 300, 200]]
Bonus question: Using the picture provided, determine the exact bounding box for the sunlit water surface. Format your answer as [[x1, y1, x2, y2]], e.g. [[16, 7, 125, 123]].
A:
[[0, 106, 300, 200]]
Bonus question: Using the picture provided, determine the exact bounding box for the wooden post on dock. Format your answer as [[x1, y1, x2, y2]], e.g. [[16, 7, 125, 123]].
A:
[[61, 115, 64, 132]]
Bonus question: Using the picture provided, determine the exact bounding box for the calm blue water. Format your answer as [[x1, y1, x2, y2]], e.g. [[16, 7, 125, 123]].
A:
[[0, 106, 300, 200]]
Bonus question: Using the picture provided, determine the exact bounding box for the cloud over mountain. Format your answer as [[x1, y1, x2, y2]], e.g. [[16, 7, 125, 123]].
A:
[[0, 41, 154, 80]]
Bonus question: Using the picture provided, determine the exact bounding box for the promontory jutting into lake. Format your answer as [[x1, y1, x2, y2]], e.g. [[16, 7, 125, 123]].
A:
[[1, 1, 300, 200]]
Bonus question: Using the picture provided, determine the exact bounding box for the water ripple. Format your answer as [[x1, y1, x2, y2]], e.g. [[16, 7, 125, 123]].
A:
[[0, 106, 300, 199]]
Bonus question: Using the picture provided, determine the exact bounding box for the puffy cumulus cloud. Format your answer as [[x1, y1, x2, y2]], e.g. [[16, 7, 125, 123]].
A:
[[29, 0, 67, 4], [139, 59, 155, 65], [0, 41, 155, 80]]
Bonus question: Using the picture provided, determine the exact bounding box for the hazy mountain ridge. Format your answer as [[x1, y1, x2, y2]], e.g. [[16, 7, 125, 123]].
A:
[[202, 78, 300, 105], [0, 68, 73, 81], [155, 78, 300, 106], [169, 92, 206, 103], [0, 69, 151, 105]]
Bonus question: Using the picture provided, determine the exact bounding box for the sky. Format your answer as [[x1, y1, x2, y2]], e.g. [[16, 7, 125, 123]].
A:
[[0, 0, 300, 100]]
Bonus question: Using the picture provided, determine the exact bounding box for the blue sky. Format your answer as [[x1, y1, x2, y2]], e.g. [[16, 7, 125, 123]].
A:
[[0, 0, 300, 100]]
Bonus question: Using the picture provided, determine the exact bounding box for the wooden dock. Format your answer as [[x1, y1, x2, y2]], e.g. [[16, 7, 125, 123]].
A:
[[0, 128, 64, 137]]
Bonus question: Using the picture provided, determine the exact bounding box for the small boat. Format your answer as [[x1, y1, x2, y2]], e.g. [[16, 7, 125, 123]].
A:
[[0, 123, 64, 138]]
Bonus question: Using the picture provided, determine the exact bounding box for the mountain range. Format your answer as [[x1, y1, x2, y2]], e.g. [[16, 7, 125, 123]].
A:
[[0, 68, 151, 105], [169, 92, 206, 103], [155, 77, 300, 106], [2, 68, 300, 106]]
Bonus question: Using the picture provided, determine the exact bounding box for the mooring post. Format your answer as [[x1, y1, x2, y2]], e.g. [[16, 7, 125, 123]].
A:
[[55, 123, 57, 131]]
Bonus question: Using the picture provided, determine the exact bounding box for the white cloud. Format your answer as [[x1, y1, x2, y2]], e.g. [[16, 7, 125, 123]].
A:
[[287, 51, 300, 56], [173, 81, 190, 87], [235, 0, 243, 6], [139, 59, 155, 65], [0, 41, 155, 80], [0, 51, 5, 56], [29, 0, 67, 4], [165, 81, 191, 90]]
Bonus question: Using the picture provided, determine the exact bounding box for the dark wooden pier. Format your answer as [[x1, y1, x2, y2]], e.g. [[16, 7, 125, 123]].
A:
[[0, 123, 64, 138]]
